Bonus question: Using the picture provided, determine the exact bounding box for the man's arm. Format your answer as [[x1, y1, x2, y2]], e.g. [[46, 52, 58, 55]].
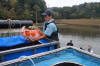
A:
[[28, 23, 55, 42], [29, 33, 47, 42]]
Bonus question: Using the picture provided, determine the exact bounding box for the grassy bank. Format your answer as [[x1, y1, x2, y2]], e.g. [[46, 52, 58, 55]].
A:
[[38, 19, 100, 32], [55, 19, 100, 26], [58, 25, 100, 32], [55, 19, 100, 33]]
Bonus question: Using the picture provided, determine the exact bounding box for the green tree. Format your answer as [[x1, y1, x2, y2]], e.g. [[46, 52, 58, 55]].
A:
[[33, 4, 41, 24], [7, 8, 16, 19], [9, 0, 17, 8]]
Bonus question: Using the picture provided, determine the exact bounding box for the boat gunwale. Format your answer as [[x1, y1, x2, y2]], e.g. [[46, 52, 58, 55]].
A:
[[0, 41, 59, 55], [0, 46, 100, 66]]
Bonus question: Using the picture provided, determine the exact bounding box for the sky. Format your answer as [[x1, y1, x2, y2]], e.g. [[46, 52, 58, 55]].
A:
[[45, 0, 100, 7]]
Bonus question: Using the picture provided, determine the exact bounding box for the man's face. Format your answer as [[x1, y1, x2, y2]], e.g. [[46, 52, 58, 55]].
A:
[[44, 15, 52, 22], [44, 15, 49, 21]]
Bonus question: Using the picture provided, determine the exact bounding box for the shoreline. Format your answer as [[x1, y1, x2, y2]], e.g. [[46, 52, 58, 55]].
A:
[[55, 19, 100, 29]]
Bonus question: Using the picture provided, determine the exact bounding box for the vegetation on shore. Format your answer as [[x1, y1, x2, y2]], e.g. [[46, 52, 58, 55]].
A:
[[0, 0, 46, 22], [0, 1, 100, 25], [55, 19, 100, 27], [52, 3, 100, 19]]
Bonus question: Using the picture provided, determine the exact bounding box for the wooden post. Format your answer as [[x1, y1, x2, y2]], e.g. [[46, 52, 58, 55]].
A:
[[36, 11, 38, 24], [33, 48, 37, 54], [1, 55, 5, 62]]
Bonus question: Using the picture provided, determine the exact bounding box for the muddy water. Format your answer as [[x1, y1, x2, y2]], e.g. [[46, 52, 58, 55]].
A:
[[58, 25, 100, 55], [0, 25, 100, 55]]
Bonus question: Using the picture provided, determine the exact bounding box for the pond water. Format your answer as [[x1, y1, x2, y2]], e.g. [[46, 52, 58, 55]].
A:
[[58, 25, 100, 55], [0, 25, 100, 55]]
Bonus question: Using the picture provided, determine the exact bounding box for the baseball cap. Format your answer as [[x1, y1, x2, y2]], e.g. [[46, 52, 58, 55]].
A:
[[42, 9, 53, 16]]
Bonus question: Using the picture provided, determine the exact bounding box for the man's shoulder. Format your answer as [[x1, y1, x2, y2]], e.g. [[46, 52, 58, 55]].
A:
[[48, 22, 56, 27]]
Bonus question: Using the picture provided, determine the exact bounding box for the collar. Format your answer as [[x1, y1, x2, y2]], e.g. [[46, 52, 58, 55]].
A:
[[48, 19, 54, 23], [44, 19, 54, 24]]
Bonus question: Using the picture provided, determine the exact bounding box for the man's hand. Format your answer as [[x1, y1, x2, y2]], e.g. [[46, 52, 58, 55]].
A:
[[31, 33, 47, 42], [26, 37, 39, 42], [26, 33, 47, 42], [31, 38, 39, 42]]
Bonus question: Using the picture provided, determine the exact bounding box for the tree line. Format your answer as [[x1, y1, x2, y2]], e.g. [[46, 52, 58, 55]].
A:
[[0, 0, 46, 22], [0, 1, 100, 21], [52, 2, 100, 19]]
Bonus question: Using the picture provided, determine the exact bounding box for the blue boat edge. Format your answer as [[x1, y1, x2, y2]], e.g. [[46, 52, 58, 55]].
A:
[[0, 41, 60, 63], [0, 46, 100, 66]]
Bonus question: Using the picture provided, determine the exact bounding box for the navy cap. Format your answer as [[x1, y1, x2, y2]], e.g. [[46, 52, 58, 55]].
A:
[[42, 9, 53, 16]]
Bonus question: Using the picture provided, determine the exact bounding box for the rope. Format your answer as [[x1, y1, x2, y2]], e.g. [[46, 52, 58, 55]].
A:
[[19, 56, 35, 66]]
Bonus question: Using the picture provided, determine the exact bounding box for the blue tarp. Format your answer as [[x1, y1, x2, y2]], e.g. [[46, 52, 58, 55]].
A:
[[0, 35, 54, 62], [0, 35, 52, 47], [0, 35, 30, 47]]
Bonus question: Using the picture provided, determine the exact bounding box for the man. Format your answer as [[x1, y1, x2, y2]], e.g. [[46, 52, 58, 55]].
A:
[[28, 9, 59, 42], [88, 45, 93, 54], [66, 40, 73, 46]]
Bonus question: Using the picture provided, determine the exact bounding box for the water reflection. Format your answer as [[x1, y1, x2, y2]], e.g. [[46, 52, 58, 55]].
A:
[[59, 28, 100, 38], [58, 26, 100, 55]]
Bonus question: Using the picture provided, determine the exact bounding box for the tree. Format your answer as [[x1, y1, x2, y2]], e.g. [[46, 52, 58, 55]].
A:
[[52, 2, 100, 19], [7, 8, 16, 19], [0, 9, 8, 19], [33, 4, 41, 24], [9, 0, 17, 8]]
